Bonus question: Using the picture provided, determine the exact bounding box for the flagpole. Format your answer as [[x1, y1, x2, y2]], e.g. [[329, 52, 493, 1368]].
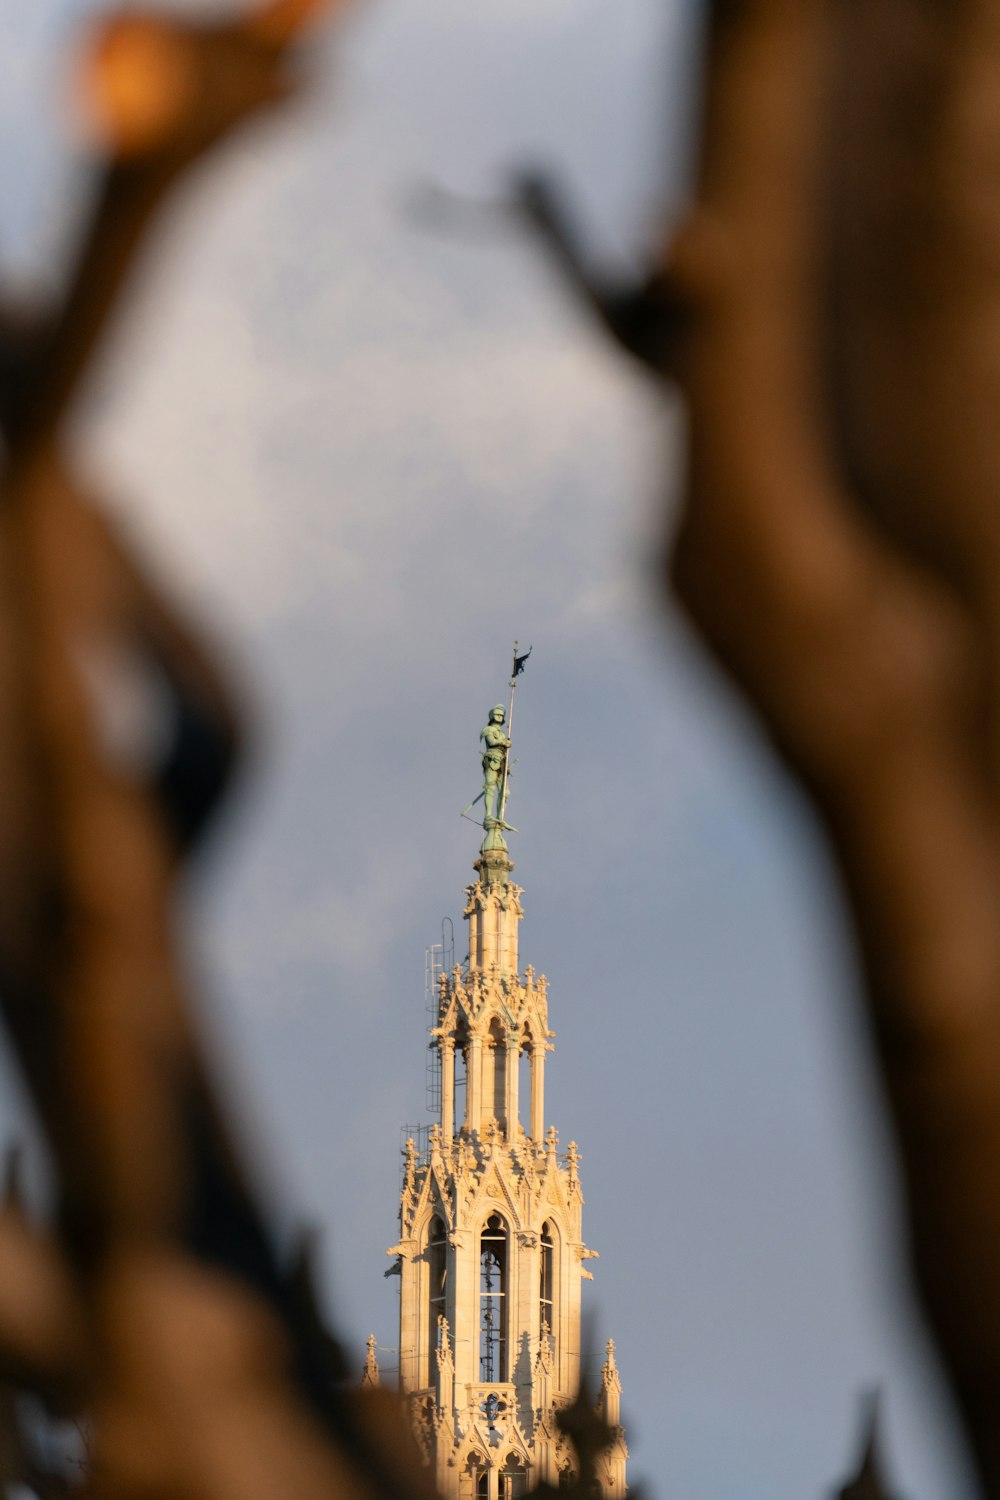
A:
[[499, 640, 518, 824]]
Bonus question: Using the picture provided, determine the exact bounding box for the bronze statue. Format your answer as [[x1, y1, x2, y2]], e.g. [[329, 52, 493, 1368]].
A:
[[480, 704, 511, 847]]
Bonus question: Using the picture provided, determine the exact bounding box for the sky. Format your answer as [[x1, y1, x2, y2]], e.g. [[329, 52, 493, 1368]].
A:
[[0, 2, 983, 1497]]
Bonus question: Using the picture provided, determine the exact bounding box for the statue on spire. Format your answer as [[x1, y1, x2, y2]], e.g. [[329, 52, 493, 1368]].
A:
[[480, 705, 512, 850], [462, 643, 531, 853]]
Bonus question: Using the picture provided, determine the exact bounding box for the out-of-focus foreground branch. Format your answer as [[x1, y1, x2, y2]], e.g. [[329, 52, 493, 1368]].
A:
[[0, 7, 638, 1496], [671, 7, 1000, 1493], [0, 5, 444, 1496], [521, 1, 1000, 1495]]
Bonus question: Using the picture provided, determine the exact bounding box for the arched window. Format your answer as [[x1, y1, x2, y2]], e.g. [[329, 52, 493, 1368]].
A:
[[466, 1453, 488, 1500], [540, 1221, 555, 1341], [428, 1216, 447, 1375], [501, 1455, 527, 1500], [480, 1214, 508, 1381]]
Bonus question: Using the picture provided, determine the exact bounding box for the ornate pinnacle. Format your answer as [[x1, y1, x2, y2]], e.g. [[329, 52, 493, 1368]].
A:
[[362, 1333, 380, 1390], [437, 1314, 453, 1366], [402, 1137, 418, 1196]]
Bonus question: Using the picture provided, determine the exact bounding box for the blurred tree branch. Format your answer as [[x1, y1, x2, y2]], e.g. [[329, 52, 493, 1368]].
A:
[[520, 0, 1000, 1495], [0, 4, 447, 1497], [0, 6, 631, 1497]]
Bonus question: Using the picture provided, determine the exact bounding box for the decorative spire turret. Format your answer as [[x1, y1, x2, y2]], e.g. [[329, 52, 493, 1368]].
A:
[[598, 1340, 621, 1427], [593, 1339, 629, 1491], [465, 863, 523, 975]]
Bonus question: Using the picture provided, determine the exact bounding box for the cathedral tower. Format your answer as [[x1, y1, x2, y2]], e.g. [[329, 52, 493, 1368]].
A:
[[386, 673, 628, 1499]]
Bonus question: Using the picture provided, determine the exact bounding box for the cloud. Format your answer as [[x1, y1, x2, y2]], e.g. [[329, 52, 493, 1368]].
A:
[[267, 849, 429, 990]]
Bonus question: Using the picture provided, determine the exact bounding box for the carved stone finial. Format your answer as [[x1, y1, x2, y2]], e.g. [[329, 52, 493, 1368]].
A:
[[402, 1137, 418, 1188], [362, 1333, 380, 1390], [596, 1336, 623, 1429]]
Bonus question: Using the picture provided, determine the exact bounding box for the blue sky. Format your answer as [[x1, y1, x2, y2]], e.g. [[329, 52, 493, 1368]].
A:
[[0, 3, 981, 1496]]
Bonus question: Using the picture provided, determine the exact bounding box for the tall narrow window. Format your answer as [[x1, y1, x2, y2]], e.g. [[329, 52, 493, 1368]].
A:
[[480, 1214, 507, 1381], [455, 1044, 467, 1129], [518, 1045, 530, 1135], [428, 1216, 447, 1376], [479, 1036, 493, 1132], [489, 1020, 506, 1129], [540, 1222, 555, 1340], [467, 1452, 488, 1500]]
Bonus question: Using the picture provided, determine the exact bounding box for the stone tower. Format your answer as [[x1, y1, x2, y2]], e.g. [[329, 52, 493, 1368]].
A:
[[388, 835, 629, 1498]]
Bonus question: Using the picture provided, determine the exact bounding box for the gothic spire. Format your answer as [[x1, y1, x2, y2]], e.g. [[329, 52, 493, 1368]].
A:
[[387, 661, 627, 1498]]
